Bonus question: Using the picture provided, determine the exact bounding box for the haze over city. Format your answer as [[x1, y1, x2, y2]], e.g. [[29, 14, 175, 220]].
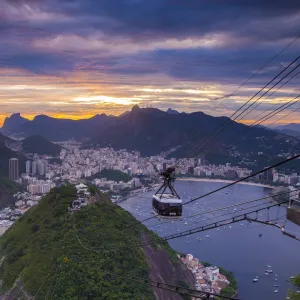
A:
[[1, 0, 300, 126]]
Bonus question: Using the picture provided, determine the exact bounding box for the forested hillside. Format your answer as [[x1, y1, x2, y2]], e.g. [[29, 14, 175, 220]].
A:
[[0, 185, 191, 299]]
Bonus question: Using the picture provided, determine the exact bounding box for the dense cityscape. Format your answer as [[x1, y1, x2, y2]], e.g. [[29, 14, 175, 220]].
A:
[[0, 140, 299, 297], [1, 141, 299, 233]]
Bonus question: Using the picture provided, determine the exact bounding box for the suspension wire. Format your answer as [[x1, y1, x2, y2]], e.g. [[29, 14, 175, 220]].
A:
[[186, 36, 300, 159], [236, 71, 300, 125], [198, 93, 300, 162], [145, 201, 289, 245], [80, 190, 299, 252], [190, 62, 300, 162], [205, 34, 300, 117], [186, 56, 300, 159], [126, 154, 300, 227], [184, 154, 300, 206], [234, 70, 300, 125], [146, 188, 300, 230]]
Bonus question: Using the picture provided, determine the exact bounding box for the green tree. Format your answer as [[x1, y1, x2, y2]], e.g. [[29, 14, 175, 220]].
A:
[[289, 274, 300, 300]]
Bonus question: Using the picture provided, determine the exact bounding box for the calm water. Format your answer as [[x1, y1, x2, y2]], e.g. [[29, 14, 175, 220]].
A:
[[120, 180, 300, 300]]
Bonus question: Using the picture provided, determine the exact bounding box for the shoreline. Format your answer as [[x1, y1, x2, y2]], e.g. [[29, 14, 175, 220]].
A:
[[177, 177, 274, 189]]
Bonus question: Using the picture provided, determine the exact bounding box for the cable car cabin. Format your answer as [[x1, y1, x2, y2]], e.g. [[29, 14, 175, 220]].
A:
[[152, 194, 182, 217]]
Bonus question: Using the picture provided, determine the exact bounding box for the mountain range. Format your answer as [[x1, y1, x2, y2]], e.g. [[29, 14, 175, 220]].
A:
[[1, 113, 114, 141], [273, 123, 300, 139], [2, 106, 300, 172]]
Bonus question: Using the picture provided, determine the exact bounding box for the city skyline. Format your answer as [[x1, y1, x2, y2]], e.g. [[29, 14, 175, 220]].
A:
[[1, 1, 300, 127]]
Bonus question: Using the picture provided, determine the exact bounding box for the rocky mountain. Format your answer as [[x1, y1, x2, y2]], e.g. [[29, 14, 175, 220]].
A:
[[22, 135, 62, 156], [0, 185, 193, 300], [1, 113, 115, 141], [1, 113, 29, 133], [166, 108, 180, 114]]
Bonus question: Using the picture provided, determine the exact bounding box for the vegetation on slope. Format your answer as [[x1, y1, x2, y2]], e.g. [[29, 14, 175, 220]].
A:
[[89, 169, 132, 183], [22, 135, 62, 156], [0, 177, 23, 209], [0, 177, 22, 194], [0, 185, 187, 300], [289, 274, 300, 300]]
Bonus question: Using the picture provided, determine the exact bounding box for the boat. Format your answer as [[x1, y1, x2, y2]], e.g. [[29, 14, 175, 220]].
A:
[[259, 234, 262, 237], [205, 235, 210, 238], [253, 276, 259, 282], [274, 290, 278, 293], [274, 285, 279, 288]]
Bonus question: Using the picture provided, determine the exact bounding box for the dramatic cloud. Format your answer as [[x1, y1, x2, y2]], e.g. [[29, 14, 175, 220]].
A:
[[1, 0, 300, 125]]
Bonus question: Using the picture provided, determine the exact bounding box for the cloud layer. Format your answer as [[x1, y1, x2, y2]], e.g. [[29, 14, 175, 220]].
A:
[[1, 0, 300, 125]]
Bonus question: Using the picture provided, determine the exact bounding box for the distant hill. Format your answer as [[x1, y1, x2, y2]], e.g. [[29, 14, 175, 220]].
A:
[[0, 134, 26, 176], [0, 185, 193, 299], [89, 169, 132, 182], [274, 123, 300, 133], [2, 113, 115, 141], [22, 135, 62, 156]]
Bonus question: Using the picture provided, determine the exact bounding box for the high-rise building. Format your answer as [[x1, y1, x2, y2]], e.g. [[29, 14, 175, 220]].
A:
[[38, 160, 45, 176], [9, 158, 19, 181], [26, 160, 31, 174], [32, 161, 37, 174]]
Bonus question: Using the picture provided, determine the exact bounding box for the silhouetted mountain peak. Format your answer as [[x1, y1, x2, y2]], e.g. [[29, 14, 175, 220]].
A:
[[166, 108, 179, 115], [11, 113, 21, 118], [2, 113, 29, 131], [131, 105, 140, 112]]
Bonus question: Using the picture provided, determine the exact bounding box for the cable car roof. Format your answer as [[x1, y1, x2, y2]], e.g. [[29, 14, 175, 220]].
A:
[[153, 195, 182, 204]]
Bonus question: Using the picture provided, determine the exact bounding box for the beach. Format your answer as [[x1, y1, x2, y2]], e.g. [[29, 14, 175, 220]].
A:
[[177, 177, 274, 189]]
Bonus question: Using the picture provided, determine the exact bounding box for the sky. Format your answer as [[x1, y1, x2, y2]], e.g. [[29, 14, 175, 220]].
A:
[[1, 0, 300, 127]]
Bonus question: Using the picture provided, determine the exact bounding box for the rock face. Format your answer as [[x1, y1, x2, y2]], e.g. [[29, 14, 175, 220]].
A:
[[2, 113, 29, 132], [142, 233, 194, 300]]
